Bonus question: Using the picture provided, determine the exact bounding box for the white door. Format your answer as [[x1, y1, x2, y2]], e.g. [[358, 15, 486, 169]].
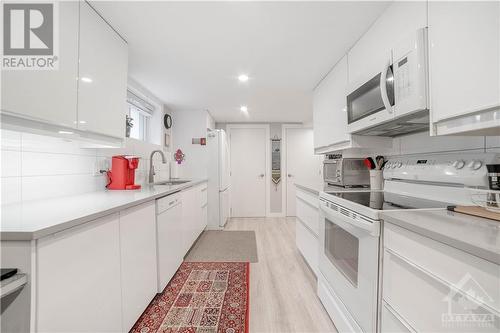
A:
[[286, 128, 322, 216], [230, 127, 267, 217], [219, 130, 230, 190]]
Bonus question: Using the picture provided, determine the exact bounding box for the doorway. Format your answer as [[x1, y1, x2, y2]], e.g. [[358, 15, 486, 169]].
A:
[[283, 126, 323, 217], [228, 125, 270, 217]]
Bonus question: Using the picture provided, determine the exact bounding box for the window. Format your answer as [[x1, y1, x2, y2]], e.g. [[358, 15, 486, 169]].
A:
[[126, 90, 155, 142]]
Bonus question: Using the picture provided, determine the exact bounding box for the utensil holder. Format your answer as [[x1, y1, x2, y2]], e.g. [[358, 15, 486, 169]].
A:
[[369, 170, 384, 190]]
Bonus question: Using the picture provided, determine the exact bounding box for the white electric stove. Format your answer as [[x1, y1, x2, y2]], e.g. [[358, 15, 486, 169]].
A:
[[317, 152, 499, 333]]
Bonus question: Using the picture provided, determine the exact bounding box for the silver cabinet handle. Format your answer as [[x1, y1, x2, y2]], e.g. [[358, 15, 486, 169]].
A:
[[258, 174, 265, 178], [288, 174, 293, 177]]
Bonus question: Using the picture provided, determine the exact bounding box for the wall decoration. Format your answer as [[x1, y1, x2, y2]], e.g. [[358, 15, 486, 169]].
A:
[[192, 138, 206, 145], [164, 114, 172, 129], [271, 136, 281, 186], [164, 133, 171, 148], [174, 149, 185, 164]]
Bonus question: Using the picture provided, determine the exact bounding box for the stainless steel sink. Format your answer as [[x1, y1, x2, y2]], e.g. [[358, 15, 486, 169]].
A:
[[154, 179, 190, 186]]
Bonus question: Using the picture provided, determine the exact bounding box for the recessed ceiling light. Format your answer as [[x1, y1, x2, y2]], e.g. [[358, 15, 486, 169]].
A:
[[240, 105, 248, 112], [238, 74, 249, 82], [81, 77, 92, 83]]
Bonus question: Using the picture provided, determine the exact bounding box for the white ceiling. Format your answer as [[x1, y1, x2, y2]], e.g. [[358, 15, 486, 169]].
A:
[[92, 1, 390, 123]]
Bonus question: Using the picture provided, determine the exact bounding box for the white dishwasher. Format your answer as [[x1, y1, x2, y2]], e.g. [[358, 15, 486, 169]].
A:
[[156, 192, 183, 293]]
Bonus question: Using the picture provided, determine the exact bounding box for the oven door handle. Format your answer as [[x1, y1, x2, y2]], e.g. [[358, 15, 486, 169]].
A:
[[380, 60, 393, 114], [320, 201, 380, 237]]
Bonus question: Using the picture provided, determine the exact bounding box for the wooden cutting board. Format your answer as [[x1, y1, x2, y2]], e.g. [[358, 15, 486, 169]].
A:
[[448, 206, 500, 221]]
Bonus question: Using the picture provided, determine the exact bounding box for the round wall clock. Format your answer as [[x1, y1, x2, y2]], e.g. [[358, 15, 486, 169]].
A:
[[164, 114, 172, 129]]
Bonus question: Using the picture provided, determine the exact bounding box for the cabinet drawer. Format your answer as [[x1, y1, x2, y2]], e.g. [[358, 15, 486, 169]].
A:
[[296, 189, 319, 236], [157, 193, 180, 214], [381, 301, 414, 333], [383, 248, 499, 332], [296, 219, 318, 275], [384, 223, 500, 314]]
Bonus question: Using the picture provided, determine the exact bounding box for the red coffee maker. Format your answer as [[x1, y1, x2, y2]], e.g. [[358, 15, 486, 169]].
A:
[[106, 155, 141, 190]]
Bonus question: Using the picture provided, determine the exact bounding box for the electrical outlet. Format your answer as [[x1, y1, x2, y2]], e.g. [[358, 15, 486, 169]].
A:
[[93, 158, 110, 176]]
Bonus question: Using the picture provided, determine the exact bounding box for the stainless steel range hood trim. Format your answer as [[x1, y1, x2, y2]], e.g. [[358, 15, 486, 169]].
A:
[[352, 109, 430, 137]]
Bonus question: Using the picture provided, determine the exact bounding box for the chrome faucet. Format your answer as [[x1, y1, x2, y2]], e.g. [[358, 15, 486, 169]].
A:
[[149, 150, 167, 183]]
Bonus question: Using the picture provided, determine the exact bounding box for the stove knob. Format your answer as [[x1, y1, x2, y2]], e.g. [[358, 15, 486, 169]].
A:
[[453, 160, 465, 169], [469, 160, 483, 170]]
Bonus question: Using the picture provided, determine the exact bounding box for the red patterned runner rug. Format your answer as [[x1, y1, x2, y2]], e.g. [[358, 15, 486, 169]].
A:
[[131, 262, 250, 333]]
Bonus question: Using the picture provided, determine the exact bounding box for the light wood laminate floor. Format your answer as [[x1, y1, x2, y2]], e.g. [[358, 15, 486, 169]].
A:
[[225, 217, 337, 333]]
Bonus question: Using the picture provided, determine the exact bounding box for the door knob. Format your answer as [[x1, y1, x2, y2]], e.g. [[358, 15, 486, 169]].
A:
[[258, 174, 265, 178], [288, 174, 293, 177]]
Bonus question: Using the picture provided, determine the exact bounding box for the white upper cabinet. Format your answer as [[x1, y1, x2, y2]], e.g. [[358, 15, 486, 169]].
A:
[[313, 56, 350, 152], [77, 2, 128, 139], [347, 1, 427, 90], [313, 56, 393, 153], [1, 1, 79, 128], [429, 1, 500, 136]]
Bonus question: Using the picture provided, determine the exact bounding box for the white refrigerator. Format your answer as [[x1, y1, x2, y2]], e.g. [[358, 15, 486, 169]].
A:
[[207, 129, 230, 229]]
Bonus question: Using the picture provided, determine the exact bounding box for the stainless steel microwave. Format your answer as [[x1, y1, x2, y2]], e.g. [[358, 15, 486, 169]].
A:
[[323, 158, 369, 187]]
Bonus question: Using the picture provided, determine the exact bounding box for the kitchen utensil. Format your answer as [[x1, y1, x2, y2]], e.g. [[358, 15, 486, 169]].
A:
[[375, 156, 385, 170], [364, 157, 375, 170], [447, 205, 500, 222]]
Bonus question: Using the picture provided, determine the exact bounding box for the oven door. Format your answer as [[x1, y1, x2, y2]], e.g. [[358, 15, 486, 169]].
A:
[[319, 199, 380, 333], [323, 160, 340, 185], [347, 61, 395, 134]]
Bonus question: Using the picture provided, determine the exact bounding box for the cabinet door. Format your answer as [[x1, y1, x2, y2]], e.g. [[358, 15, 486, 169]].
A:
[[313, 55, 350, 150], [347, 1, 427, 87], [429, 1, 500, 123], [1, 1, 79, 128], [119, 202, 158, 331], [181, 187, 197, 253], [37, 214, 122, 332], [157, 203, 183, 292], [77, 2, 128, 138]]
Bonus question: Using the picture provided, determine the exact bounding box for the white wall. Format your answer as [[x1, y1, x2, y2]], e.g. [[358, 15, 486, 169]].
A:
[[170, 109, 214, 179]]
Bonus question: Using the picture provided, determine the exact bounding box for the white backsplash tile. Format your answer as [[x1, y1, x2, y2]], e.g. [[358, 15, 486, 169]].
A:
[[22, 174, 98, 202], [1, 130, 21, 151], [1, 177, 22, 205], [21, 151, 96, 176], [398, 131, 485, 155], [486, 136, 500, 148], [1, 150, 22, 177]]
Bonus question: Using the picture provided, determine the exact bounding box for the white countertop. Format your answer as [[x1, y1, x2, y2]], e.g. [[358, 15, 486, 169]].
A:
[[0, 179, 207, 241], [380, 209, 500, 265]]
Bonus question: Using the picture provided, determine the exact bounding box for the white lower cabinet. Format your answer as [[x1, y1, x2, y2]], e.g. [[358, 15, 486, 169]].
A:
[[295, 187, 319, 275], [381, 223, 500, 333], [156, 193, 183, 292], [36, 213, 123, 333], [181, 184, 207, 254], [119, 202, 158, 331]]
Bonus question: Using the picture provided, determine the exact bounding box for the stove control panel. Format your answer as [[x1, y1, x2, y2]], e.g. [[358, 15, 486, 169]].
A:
[[384, 153, 499, 187]]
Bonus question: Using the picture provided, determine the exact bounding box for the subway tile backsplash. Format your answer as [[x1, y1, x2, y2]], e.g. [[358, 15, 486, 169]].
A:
[[1, 129, 170, 205]]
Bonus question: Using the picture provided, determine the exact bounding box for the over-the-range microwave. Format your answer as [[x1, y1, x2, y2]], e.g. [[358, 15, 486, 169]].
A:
[[347, 28, 429, 137]]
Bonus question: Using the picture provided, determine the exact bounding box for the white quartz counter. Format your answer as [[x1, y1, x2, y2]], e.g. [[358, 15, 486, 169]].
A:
[[0, 179, 207, 241], [380, 209, 500, 265]]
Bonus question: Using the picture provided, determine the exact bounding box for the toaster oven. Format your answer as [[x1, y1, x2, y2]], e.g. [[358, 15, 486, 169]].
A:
[[323, 158, 370, 187]]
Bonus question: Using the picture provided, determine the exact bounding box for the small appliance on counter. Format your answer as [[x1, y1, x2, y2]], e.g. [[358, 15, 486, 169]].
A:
[[106, 155, 141, 190], [323, 156, 370, 188]]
